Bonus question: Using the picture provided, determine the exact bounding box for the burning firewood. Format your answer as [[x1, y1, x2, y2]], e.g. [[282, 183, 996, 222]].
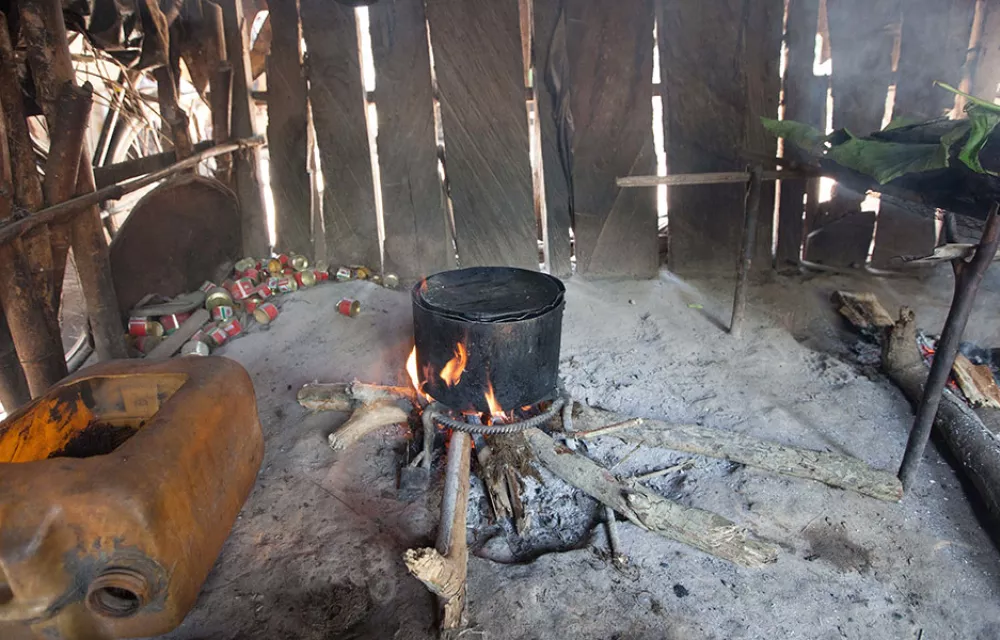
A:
[[569, 402, 903, 502], [472, 432, 540, 535], [403, 431, 472, 631], [524, 428, 779, 568]]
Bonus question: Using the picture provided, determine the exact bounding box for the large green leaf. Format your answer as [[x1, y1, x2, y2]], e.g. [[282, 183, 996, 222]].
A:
[[957, 109, 1000, 175], [825, 134, 949, 184], [761, 118, 827, 155]]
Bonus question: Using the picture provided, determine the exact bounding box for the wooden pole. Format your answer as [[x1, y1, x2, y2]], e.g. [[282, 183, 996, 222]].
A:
[[210, 64, 233, 186], [898, 202, 1000, 490], [617, 169, 796, 188], [220, 0, 269, 257], [153, 65, 194, 160], [0, 137, 265, 247], [94, 141, 215, 188], [21, 0, 127, 361], [730, 166, 763, 339]]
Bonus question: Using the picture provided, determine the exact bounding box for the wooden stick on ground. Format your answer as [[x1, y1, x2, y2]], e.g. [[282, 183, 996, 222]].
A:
[[296, 382, 414, 450], [404, 430, 471, 631], [730, 165, 763, 339], [572, 403, 903, 502], [327, 401, 408, 450], [524, 428, 779, 568]]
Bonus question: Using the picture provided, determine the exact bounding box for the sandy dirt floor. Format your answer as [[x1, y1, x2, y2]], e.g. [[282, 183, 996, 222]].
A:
[[154, 265, 1000, 640]]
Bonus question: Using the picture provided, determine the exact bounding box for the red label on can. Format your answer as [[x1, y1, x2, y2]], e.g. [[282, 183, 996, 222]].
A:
[[337, 299, 360, 317], [230, 277, 256, 300], [198, 280, 216, 292], [221, 318, 242, 337], [314, 270, 329, 281], [160, 312, 191, 333], [256, 284, 273, 299], [128, 317, 163, 337], [278, 254, 290, 265], [254, 302, 280, 324], [276, 277, 297, 293], [207, 326, 229, 346], [240, 267, 261, 282], [211, 305, 235, 322]]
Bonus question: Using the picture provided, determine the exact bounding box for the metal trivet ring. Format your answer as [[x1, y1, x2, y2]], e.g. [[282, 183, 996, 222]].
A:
[[430, 396, 566, 435]]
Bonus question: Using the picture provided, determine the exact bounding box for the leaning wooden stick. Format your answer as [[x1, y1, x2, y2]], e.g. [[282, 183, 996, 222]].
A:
[[572, 403, 903, 502], [327, 401, 408, 451], [297, 382, 414, 450], [404, 431, 471, 630], [525, 429, 779, 568]]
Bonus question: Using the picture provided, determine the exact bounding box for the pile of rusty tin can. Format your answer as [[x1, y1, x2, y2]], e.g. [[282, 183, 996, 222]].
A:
[[126, 253, 400, 358]]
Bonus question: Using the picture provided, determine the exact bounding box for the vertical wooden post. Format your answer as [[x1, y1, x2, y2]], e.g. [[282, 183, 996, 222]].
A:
[[210, 64, 234, 186], [20, 0, 128, 361], [153, 65, 194, 159], [267, 0, 312, 258], [730, 167, 763, 339], [534, 0, 573, 278], [220, 0, 270, 257]]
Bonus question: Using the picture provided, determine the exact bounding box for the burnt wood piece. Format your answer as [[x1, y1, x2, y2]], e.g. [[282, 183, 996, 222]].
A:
[[424, 0, 537, 270], [109, 176, 241, 315], [566, 0, 656, 277], [221, 0, 269, 257], [895, 0, 975, 120], [972, 0, 1000, 100], [662, 0, 783, 273], [898, 203, 1000, 489], [94, 141, 216, 188], [300, 0, 380, 269], [533, 0, 572, 277], [370, 0, 453, 281], [775, 0, 822, 267], [267, 0, 311, 258], [21, 0, 127, 361]]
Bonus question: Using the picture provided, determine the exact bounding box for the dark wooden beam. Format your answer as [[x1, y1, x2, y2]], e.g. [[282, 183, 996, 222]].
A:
[[267, 0, 312, 258], [94, 141, 215, 188], [425, 0, 537, 270], [534, 0, 573, 277], [300, 0, 380, 269], [370, 0, 453, 281]]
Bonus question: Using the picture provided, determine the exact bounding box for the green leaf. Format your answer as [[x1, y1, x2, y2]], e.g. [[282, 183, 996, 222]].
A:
[[761, 118, 827, 155], [936, 81, 1000, 114], [826, 134, 949, 184], [882, 117, 923, 131], [957, 109, 1000, 175]]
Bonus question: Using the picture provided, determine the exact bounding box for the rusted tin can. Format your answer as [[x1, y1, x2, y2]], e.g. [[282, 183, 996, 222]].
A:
[[129, 317, 164, 337], [180, 340, 210, 356], [337, 298, 361, 317], [266, 258, 282, 274], [229, 277, 256, 301], [198, 280, 216, 293], [275, 277, 298, 293], [243, 297, 263, 314], [352, 266, 371, 280], [135, 335, 163, 354], [211, 305, 235, 322], [313, 269, 329, 282], [205, 287, 234, 311], [234, 257, 257, 273], [206, 324, 229, 346], [335, 266, 353, 282], [295, 270, 317, 288], [290, 254, 309, 271], [253, 302, 280, 325], [159, 313, 191, 334], [221, 318, 242, 337]]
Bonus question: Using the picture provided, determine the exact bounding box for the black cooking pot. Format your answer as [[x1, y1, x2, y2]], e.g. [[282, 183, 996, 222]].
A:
[[412, 267, 565, 413]]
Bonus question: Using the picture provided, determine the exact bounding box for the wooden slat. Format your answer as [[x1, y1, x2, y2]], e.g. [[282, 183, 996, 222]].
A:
[[300, 0, 380, 269], [973, 0, 1000, 100], [221, 0, 270, 257], [662, 0, 783, 273], [563, 1, 656, 277], [827, 0, 898, 135], [267, 0, 312, 258], [369, 0, 453, 281], [424, 0, 537, 269], [775, 0, 822, 267], [534, 0, 572, 277], [895, 0, 975, 120]]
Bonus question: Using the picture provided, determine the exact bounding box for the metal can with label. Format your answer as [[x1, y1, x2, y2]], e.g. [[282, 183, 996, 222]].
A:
[[221, 318, 243, 337], [294, 270, 317, 288], [229, 277, 256, 301], [290, 254, 310, 271], [198, 280, 217, 293], [314, 260, 330, 273], [266, 258, 282, 274], [180, 340, 211, 356], [256, 284, 274, 299], [313, 269, 329, 282], [190, 325, 212, 344], [211, 305, 235, 322], [253, 302, 280, 325], [337, 298, 361, 317], [352, 266, 371, 280], [207, 324, 229, 347], [160, 312, 191, 334], [205, 287, 234, 311], [275, 277, 298, 293], [383, 273, 400, 289], [278, 253, 290, 266], [128, 317, 164, 337], [335, 266, 353, 282], [243, 296, 263, 314], [239, 267, 261, 283]]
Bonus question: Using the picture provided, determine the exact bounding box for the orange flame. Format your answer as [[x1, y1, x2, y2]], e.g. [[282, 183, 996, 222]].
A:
[[483, 378, 506, 418], [406, 347, 424, 398], [439, 343, 468, 387]]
